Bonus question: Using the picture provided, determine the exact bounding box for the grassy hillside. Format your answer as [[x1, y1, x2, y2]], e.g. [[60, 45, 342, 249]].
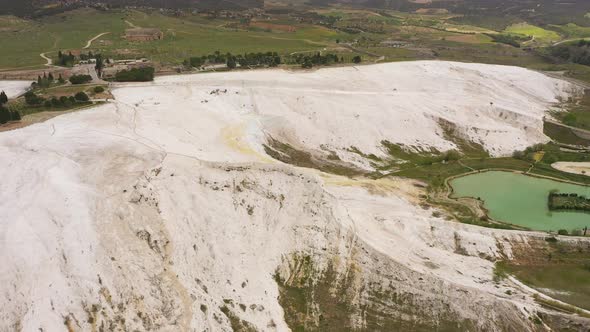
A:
[[0, 8, 347, 69]]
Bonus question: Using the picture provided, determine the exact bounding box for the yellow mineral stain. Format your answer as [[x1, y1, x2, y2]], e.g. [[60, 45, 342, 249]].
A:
[[221, 123, 275, 163], [320, 173, 422, 198]]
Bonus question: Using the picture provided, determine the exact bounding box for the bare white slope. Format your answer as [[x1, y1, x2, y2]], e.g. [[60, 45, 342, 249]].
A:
[[552, 161, 590, 176], [0, 62, 582, 331], [145, 61, 574, 159], [0, 80, 31, 98]]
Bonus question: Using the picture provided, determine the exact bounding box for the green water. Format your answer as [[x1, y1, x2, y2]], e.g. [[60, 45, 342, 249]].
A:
[[450, 171, 590, 232]]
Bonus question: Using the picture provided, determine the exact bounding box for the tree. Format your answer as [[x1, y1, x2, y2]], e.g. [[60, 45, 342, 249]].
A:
[[0, 105, 10, 124], [48, 72, 54, 81], [58, 74, 65, 84], [51, 97, 61, 107], [11, 110, 21, 121], [74, 92, 89, 102], [69, 74, 92, 85], [352, 55, 362, 64], [24, 91, 44, 105], [227, 57, 237, 69], [189, 57, 203, 68], [57, 51, 76, 67], [115, 67, 155, 82], [0, 91, 7, 104], [302, 57, 313, 69], [95, 54, 104, 77], [59, 96, 69, 106]]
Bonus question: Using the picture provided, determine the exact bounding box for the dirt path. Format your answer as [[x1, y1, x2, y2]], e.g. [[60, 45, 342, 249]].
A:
[[125, 20, 138, 28], [40, 52, 54, 67], [545, 118, 590, 137], [340, 44, 384, 62], [552, 37, 590, 47], [249, 34, 327, 47], [83, 32, 110, 49]]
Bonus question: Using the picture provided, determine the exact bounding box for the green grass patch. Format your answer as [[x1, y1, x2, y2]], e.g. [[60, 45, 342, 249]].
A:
[[507, 263, 590, 311], [504, 23, 561, 45], [551, 90, 590, 132], [498, 239, 590, 312], [448, 15, 520, 31], [0, 8, 345, 69], [544, 121, 590, 146], [548, 23, 590, 39]]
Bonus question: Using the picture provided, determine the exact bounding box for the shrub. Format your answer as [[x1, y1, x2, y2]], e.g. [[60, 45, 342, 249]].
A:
[[563, 113, 577, 126], [512, 150, 525, 159], [44, 100, 52, 107], [557, 229, 569, 236], [443, 149, 461, 162], [59, 96, 69, 105], [227, 57, 237, 69], [69, 74, 92, 85], [51, 97, 61, 107], [11, 110, 21, 121], [0, 105, 10, 124], [115, 67, 155, 82], [93, 86, 105, 93], [24, 91, 44, 105], [188, 57, 203, 68], [352, 55, 362, 64], [74, 92, 89, 102]]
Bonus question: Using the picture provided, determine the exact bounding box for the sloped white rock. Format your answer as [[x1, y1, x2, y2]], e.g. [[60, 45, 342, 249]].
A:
[[0, 62, 582, 331]]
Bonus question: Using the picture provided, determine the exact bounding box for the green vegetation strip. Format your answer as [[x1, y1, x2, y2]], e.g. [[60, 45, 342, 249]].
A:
[[494, 242, 590, 313], [548, 192, 590, 212]]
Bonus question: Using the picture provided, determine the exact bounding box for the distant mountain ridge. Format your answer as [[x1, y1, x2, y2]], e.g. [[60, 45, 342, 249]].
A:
[[0, 0, 264, 17]]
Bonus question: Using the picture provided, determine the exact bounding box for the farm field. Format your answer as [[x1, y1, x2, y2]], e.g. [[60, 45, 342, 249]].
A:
[[2, 5, 590, 74], [0, 9, 343, 69]]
